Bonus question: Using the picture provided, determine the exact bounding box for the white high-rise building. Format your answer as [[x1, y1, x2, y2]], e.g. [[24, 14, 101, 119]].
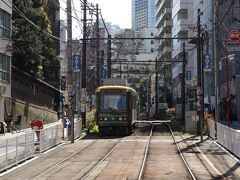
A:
[[171, 0, 194, 104], [132, 0, 156, 32], [138, 28, 158, 54], [155, 0, 172, 63]]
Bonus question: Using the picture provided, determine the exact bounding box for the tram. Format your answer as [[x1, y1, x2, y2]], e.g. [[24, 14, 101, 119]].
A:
[[96, 85, 137, 135]]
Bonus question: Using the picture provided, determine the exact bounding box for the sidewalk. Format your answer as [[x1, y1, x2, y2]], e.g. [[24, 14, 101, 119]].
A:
[[177, 135, 240, 179]]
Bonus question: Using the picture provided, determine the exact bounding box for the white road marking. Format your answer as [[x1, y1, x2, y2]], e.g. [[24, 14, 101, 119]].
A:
[[194, 143, 223, 176]]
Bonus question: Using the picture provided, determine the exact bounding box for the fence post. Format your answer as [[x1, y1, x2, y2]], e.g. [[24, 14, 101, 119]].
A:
[[39, 129, 42, 153], [16, 136, 18, 164], [25, 133, 27, 159], [5, 139, 8, 169]]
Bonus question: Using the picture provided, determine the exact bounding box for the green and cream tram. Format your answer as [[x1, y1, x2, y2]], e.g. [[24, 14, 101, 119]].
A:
[[96, 85, 137, 135]]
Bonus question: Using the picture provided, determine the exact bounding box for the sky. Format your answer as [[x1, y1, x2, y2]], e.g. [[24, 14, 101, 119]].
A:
[[61, 0, 132, 39], [87, 0, 132, 29]]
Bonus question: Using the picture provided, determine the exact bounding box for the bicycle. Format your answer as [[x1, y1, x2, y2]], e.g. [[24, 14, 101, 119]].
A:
[[4, 115, 22, 133]]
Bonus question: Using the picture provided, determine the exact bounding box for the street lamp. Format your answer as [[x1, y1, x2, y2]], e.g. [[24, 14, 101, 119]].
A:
[[219, 53, 236, 127], [219, 54, 235, 70]]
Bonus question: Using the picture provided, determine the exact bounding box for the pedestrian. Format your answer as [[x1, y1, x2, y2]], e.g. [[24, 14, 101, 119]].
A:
[[30, 120, 43, 141]]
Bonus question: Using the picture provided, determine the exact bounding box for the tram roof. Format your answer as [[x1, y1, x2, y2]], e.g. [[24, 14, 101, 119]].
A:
[[96, 85, 137, 95]]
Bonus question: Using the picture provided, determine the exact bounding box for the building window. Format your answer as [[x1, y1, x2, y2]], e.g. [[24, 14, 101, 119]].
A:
[[0, 9, 11, 39], [177, 9, 188, 20], [0, 53, 10, 82]]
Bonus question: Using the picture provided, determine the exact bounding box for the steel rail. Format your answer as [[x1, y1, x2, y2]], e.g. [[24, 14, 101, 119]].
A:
[[164, 123, 197, 180], [137, 124, 154, 180], [22, 140, 97, 179], [79, 139, 121, 180]]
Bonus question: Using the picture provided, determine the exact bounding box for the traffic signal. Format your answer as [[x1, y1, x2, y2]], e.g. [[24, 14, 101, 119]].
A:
[[151, 98, 154, 105]]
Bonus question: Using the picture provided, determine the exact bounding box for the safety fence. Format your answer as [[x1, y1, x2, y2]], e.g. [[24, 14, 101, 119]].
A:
[[39, 123, 62, 153], [74, 119, 82, 140], [208, 120, 240, 159], [0, 131, 35, 172], [207, 119, 216, 139], [217, 123, 240, 158], [0, 121, 83, 171]]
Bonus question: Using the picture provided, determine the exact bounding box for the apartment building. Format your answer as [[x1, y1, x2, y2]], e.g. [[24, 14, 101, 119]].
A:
[[171, 0, 193, 105], [112, 53, 156, 88], [0, 0, 12, 121], [132, 0, 156, 32], [155, 0, 172, 106]]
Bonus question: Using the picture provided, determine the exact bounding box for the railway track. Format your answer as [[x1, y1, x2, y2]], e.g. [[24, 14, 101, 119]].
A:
[[76, 139, 120, 180], [17, 138, 121, 180], [136, 122, 197, 180], [4, 122, 239, 179]]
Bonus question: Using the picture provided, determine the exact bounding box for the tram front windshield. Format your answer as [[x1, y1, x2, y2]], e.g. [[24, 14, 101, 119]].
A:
[[100, 94, 126, 112]]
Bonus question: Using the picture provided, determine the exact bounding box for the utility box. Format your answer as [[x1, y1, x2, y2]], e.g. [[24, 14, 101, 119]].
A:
[[185, 111, 198, 132]]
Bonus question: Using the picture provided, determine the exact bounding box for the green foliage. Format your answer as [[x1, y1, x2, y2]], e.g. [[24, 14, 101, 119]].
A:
[[138, 77, 150, 112], [86, 108, 99, 134], [12, 0, 56, 79]]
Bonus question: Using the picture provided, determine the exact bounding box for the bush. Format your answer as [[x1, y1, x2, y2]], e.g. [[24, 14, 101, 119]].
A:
[[86, 108, 99, 134]]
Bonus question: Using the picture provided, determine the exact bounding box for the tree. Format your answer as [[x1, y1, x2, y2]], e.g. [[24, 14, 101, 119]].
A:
[[12, 0, 56, 79], [138, 77, 150, 113]]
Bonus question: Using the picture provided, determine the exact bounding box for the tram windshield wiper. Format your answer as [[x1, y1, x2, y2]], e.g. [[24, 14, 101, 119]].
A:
[[105, 104, 116, 112]]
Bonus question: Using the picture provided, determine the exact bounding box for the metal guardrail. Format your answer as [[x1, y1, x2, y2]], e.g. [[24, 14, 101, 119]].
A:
[[0, 121, 83, 171], [74, 119, 82, 140], [0, 131, 35, 172], [207, 120, 240, 159], [207, 120, 216, 139], [39, 123, 62, 153], [217, 123, 240, 158]]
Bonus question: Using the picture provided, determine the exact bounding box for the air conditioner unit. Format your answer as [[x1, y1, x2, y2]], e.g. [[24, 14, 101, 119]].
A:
[[0, 86, 6, 95]]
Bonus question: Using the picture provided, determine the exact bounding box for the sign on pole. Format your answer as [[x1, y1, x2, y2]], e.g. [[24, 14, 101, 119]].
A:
[[228, 29, 240, 51], [73, 54, 81, 72], [228, 29, 240, 43], [186, 70, 192, 81], [203, 54, 211, 71]]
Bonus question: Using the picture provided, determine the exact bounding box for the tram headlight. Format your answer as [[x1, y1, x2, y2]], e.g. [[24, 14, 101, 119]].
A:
[[104, 117, 108, 121], [119, 117, 122, 121], [123, 117, 127, 121], [99, 117, 103, 121]]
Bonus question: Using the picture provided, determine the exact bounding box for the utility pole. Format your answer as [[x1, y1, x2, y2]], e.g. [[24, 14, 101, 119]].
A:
[[225, 38, 230, 127], [101, 50, 104, 79], [107, 35, 111, 78], [120, 61, 122, 78], [164, 67, 167, 103], [81, 0, 87, 128], [155, 58, 159, 120], [197, 9, 203, 142], [67, 0, 74, 143], [213, 0, 219, 137], [96, 4, 100, 87], [201, 33, 205, 132], [182, 42, 186, 124]]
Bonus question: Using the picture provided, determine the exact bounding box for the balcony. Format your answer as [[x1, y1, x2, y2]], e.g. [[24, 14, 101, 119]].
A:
[[156, 17, 172, 30], [156, 10, 172, 29], [156, 6, 171, 20], [172, 19, 189, 36], [162, 46, 172, 56]]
